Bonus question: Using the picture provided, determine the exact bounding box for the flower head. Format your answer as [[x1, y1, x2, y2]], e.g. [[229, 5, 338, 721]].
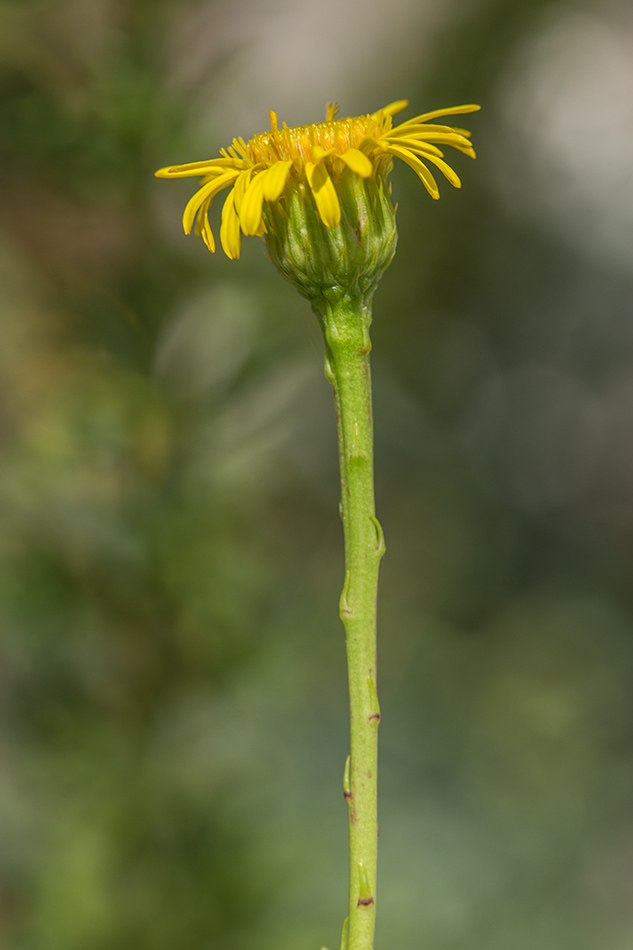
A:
[[156, 101, 478, 300], [156, 101, 478, 255]]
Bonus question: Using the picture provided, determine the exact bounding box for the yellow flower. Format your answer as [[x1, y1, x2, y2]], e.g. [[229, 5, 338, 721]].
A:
[[155, 101, 479, 261]]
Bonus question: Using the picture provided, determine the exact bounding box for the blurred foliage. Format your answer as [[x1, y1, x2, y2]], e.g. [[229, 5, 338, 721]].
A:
[[2, 1, 633, 949]]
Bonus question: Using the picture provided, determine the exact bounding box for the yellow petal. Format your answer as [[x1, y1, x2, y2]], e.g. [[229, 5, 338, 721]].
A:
[[182, 171, 239, 234], [220, 189, 242, 259], [386, 145, 440, 199], [386, 136, 445, 158], [358, 135, 382, 155], [305, 160, 341, 227], [261, 160, 292, 201], [232, 169, 255, 217], [312, 145, 335, 164], [390, 123, 468, 137], [373, 100, 409, 118], [194, 194, 216, 251], [421, 153, 462, 188], [401, 104, 480, 125], [201, 216, 216, 253], [451, 144, 477, 159], [155, 158, 243, 178], [195, 196, 212, 238], [339, 148, 373, 178], [400, 131, 473, 150], [239, 173, 267, 235]]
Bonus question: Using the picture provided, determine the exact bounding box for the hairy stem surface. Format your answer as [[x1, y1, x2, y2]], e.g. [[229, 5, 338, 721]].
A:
[[314, 293, 385, 950]]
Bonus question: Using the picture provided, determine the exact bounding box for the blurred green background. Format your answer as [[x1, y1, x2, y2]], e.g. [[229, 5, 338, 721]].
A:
[[2, 0, 633, 948]]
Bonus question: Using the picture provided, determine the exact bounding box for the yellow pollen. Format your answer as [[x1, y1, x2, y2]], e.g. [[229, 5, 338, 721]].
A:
[[247, 114, 387, 164]]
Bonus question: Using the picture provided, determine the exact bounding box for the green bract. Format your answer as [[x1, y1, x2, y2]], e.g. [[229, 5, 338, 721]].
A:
[[263, 166, 397, 303]]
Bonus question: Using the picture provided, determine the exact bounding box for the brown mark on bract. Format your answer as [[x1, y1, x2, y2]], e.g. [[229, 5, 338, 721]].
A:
[[357, 897, 374, 907]]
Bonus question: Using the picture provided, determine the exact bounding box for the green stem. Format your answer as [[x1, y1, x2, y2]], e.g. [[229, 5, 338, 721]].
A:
[[313, 293, 385, 950]]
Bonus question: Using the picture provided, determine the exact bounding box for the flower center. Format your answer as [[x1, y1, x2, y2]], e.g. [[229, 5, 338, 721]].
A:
[[246, 113, 389, 165]]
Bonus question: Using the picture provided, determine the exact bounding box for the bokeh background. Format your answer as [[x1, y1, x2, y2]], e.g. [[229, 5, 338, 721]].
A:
[[2, 0, 633, 948]]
